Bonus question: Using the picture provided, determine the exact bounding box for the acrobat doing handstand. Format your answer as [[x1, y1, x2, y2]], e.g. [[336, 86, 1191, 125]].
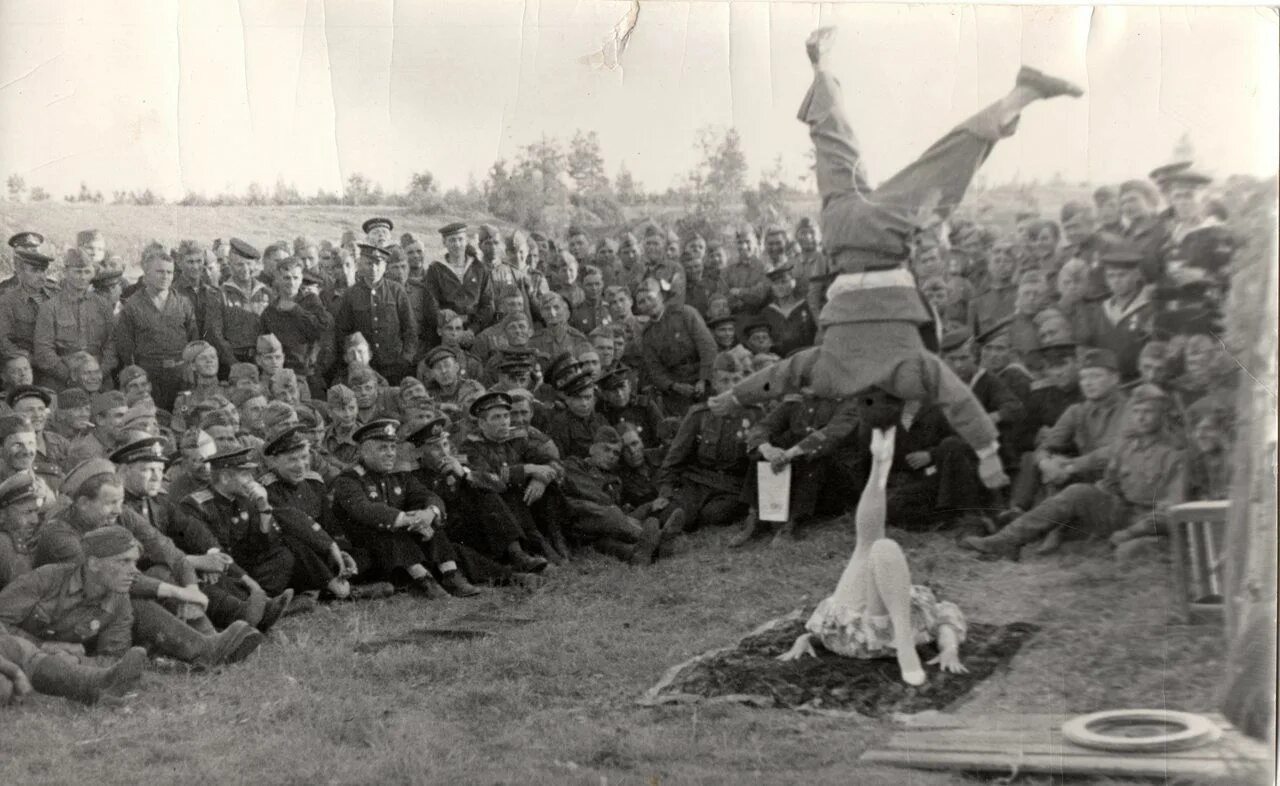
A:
[[777, 391, 967, 685], [708, 27, 1084, 486]]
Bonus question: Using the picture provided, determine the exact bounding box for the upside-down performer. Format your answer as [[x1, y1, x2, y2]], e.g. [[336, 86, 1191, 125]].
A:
[[709, 27, 1084, 487], [777, 391, 968, 685]]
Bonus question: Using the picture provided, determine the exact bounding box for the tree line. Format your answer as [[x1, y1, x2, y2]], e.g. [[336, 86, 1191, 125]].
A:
[[4, 127, 810, 231]]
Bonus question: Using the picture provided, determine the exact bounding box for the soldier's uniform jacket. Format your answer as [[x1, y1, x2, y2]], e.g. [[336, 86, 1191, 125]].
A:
[[545, 408, 611, 460], [123, 489, 222, 556], [66, 431, 111, 469], [334, 277, 418, 370], [561, 456, 625, 515], [569, 299, 610, 336], [32, 287, 118, 384], [720, 258, 769, 314], [260, 292, 333, 379], [424, 377, 486, 419], [1043, 388, 1129, 479], [528, 326, 591, 371], [599, 394, 666, 446], [0, 532, 32, 590], [330, 462, 442, 535], [967, 283, 1016, 338], [36, 430, 70, 480], [208, 280, 271, 361], [746, 392, 859, 457], [262, 469, 347, 550], [658, 403, 761, 496], [323, 426, 361, 469], [174, 279, 218, 339], [420, 257, 494, 346], [0, 281, 58, 357], [459, 432, 563, 494], [1099, 286, 1154, 380], [34, 505, 197, 594], [761, 298, 817, 359], [1095, 432, 1184, 510], [640, 305, 718, 392], [181, 488, 284, 574], [617, 448, 663, 509], [638, 259, 687, 305], [0, 563, 133, 658]]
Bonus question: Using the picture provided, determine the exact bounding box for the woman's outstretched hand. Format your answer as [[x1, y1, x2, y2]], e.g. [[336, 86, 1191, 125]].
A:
[[927, 649, 968, 674], [776, 633, 817, 662]]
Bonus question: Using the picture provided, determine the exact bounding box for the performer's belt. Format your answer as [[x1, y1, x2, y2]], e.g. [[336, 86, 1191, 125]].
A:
[[826, 268, 917, 301]]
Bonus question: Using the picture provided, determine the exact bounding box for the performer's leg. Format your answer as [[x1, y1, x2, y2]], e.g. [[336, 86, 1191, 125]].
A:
[[800, 28, 874, 203], [866, 538, 926, 685]]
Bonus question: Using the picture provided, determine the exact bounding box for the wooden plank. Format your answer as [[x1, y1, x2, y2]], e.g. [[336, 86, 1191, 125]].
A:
[[877, 736, 1257, 761], [860, 749, 1262, 779]]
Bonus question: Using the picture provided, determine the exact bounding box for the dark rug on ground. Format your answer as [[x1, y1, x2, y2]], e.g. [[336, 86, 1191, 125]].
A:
[[646, 617, 1040, 717], [353, 613, 538, 653]]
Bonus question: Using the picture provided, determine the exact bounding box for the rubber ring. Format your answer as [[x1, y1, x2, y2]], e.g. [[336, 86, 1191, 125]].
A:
[[1061, 709, 1220, 753]]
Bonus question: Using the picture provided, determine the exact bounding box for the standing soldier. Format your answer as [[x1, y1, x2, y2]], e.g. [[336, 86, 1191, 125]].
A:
[[208, 239, 271, 369], [76, 229, 107, 266], [420, 223, 495, 349], [174, 243, 220, 340], [793, 217, 824, 311], [0, 249, 58, 384], [333, 244, 418, 384], [260, 256, 333, 395], [115, 253, 197, 411], [1, 232, 44, 293], [33, 250, 117, 389], [363, 217, 394, 248], [330, 419, 480, 598]]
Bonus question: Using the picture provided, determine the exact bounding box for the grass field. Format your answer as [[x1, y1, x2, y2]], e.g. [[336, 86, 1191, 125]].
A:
[[0, 519, 1248, 786]]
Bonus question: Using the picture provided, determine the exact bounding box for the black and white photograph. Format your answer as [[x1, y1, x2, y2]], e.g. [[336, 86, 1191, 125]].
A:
[[0, 1, 1275, 783]]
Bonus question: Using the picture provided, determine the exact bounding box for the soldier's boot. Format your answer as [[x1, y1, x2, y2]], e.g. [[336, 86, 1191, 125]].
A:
[[628, 517, 663, 566], [241, 585, 268, 628], [729, 509, 765, 548], [1031, 525, 1066, 556], [548, 523, 573, 563], [196, 621, 264, 668], [660, 508, 687, 540], [507, 542, 549, 574], [256, 589, 294, 633], [29, 646, 148, 705], [592, 537, 635, 561], [348, 582, 396, 600], [958, 532, 1023, 562], [440, 570, 481, 598], [532, 532, 566, 566], [411, 573, 451, 600]]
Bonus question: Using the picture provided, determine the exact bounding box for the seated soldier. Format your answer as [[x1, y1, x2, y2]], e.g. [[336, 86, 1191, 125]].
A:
[[324, 384, 361, 467], [707, 314, 753, 375], [479, 310, 538, 382], [615, 422, 664, 510], [422, 309, 485, 384], [0, 472, 42, 589], [330, 419, 479, 598], [49, 388, 93, 442], [267, 369, 310, 409], [229, 387, 269, 441], [405, 415, 549, 581], [843, 388, 992, 531], [119, 365, 154, 407], [167, 427, 217, 502], [459, 392, 572, 564], [938, 328, 1025, 469], [1006, 348, 1128, 522], [0, 627, 146, 706], [1, 525, 263, 671], [545, 370, 610, 459], [562, 426, 685, 564], [589, 327, 618, 375], [731, 386, 860, 546], [183, 444, 339, 598], [228, 362, 261, 394], [254, 334, 288, 388], [963, 385, 1183, 560], [760, 262, 817, 358], [261, 425, 393, 600], [975, 326, 1033, 417], [114, 434, 293, 633], [422, 346, 485, 422], [8, 387, 69, 495], [654, 355, 760, 531], [1010, 341, 1083, 458], [488, 353, 538, 394], [506, 387, 555, 455], [67, 391, 129, 467], [596, 366, 666, 447]]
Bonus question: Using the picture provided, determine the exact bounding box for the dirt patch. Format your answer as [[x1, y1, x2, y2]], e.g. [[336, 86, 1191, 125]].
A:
[[643, 615, 1039, 717]]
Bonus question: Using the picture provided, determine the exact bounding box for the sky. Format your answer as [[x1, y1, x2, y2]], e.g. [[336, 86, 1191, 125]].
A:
[[0, 1, 1275, 201]]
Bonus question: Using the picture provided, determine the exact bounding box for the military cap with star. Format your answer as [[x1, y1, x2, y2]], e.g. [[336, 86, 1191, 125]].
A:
[[362, 217, 394, 234], [353, 418, 401, 444], [423, 346, 457, 368], [764, 262, 795, 281], [596, 366, 632, 391], [438, 221, 468, 238], [208, 445, 259, 471], [356, 243, 391, 261], [404, 415, 450, 447], [6, 384, 52, 409], [13, 248, 53, 271], [229, 238, 261, 260], [0, 470, 40, 509], [7, 231, 43, 250], [108, 434, 168, 465], [469, 391, 512, 419], [557, 370, 597, 397], [263, 424, 310, 457]]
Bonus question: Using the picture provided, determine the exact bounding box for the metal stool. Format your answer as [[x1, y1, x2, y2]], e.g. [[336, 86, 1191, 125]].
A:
[[1168, 500, 1229, 624]]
